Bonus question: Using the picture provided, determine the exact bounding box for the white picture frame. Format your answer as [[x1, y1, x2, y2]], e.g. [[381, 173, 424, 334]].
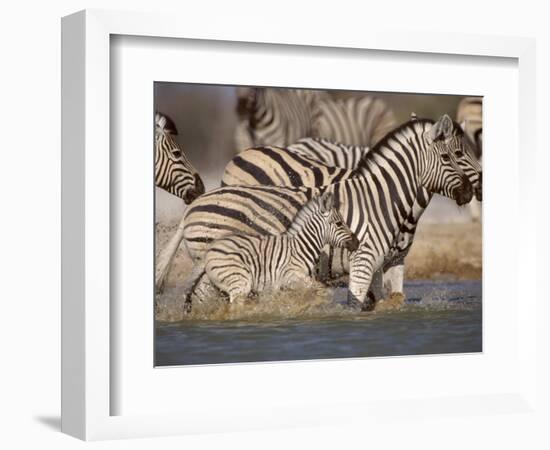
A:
[[61, 9, 537, 441]]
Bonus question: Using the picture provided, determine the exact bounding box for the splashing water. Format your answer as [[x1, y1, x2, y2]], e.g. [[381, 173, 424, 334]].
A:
[[155, 280, 482, 366]]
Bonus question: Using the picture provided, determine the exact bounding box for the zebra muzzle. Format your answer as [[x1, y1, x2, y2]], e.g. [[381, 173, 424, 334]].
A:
[[453, 177, 474, 206], [474, 172, 482, 201], [183, 174, 206, 204]]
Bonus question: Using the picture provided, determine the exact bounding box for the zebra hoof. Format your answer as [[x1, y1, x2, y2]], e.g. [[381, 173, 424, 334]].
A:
[[346, 293, 363, 311], [347, 291, 376, 312], [359, 291, 376, 312], [183, 299, 192, 315]]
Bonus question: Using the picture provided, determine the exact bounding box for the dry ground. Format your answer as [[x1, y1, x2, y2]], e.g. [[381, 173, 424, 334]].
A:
[[404, 222, 482, 280]]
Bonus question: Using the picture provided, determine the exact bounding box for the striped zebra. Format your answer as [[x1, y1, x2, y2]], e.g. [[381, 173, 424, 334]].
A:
[[221, 139, 356, 187], [155, 112, 205, 203], [220, 115, 482, 298], [155, 112, 205, 292], [234, 87, 328, 151], [287, 137, 369, 168], [234, 87, 396, 152], [312, 95, 397, 147], [184, 192, 359, 307], [183, 115, 481, 311], [456, 97, 482, 158], [456, 97, 483, 221]]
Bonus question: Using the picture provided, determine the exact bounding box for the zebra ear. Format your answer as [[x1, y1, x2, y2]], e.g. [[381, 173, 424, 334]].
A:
[[427, 114, 453, 142], [320, 192, 334, 211]]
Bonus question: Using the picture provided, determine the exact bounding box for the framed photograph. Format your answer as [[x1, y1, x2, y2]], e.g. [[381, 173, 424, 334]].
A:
[[61, 9, 537, 441]]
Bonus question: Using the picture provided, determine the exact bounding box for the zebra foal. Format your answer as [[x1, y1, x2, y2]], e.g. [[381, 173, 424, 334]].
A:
[[185, 192, 359, 306]]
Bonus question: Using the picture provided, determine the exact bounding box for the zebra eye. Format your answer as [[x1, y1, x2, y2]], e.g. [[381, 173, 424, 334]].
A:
[[454, 150, 464, 158], [441, 154, 451, 162], [172, 150, 182, 158]]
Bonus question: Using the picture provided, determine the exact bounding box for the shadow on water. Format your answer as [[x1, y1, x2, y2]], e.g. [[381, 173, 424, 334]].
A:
[[155, 280, 482, 367]]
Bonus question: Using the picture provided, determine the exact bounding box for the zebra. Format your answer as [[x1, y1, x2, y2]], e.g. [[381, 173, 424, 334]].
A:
[[222, 137, 367, 187], [234, 87, 328, 151], [155, 112, 205, 203], [234, 87, 396, 152], [456, 97, 482, 158], [220, 140, 356, 188], [456, 97, 483, 221], [287, 137, 369, 168], [220, 115, 482, 298], [154, 112, 205, 292], [183, 192, 359, 307], [312, 95, 397, 147], [182, 114, 481, 311]]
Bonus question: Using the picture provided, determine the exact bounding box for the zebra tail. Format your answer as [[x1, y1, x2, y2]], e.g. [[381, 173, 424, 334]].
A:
[[182, 262, 206, 313]]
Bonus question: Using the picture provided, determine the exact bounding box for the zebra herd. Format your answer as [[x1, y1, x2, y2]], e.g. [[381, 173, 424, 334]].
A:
[[155, 88, 483, 313], [184, 192, 359, 310]]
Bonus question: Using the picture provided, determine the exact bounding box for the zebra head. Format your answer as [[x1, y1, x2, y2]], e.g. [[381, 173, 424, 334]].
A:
[[453, 128, 483, 201], [420, 114, 475, 206], [154, 112, 205, 204], [458, 121, 483, 201], [317, 192, 360, 252]]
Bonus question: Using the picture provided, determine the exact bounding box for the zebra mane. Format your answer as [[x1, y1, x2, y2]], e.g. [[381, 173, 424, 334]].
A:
[[351, 116, 464, 176]]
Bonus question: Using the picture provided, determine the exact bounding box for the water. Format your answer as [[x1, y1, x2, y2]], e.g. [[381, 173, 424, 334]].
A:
[[155, 280, 482, 366]]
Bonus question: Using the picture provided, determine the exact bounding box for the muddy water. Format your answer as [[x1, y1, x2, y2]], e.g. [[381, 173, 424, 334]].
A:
[[155, 280, 481, 366]]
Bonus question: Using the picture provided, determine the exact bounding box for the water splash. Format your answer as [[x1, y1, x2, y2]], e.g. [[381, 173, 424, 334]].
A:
[[156, 280, 480, 323]]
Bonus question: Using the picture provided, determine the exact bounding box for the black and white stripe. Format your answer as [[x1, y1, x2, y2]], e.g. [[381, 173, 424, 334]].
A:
[[183, 115, 481, 311], [155, 112, 205, 204], [191, 192, 359, 304], [286, 138, 369, 168], [456, 97, 483, 221], [234, 87, 327, 151], [221, 138, 357, 188], [312, 95, 397, 147], [234, 87, 396, 152], [456, 97, 482, 158]]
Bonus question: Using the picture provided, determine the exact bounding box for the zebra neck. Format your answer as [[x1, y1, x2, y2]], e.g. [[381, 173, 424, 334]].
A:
[[354, 120, 433, 213], [285, 211, 325, 267]]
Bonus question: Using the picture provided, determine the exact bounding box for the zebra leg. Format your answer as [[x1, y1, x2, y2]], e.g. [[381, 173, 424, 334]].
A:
[[210, 273, 252, 304], [186, 272, 221, 312], [347, 244, 379, 311], [383, 264, 405, 296], [180, 263, 206, 314], [155, 213, 186, 293]]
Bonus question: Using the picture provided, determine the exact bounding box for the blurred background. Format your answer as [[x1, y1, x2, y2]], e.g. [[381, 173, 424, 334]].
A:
[[154, 83, 477, 224]]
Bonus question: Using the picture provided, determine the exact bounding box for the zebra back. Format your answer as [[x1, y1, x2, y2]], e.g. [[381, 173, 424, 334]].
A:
[[234, 87, 329, 151], [286, 137, 369, 168], [312, 95, 397, 147], [220, 143, 355, 188]]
